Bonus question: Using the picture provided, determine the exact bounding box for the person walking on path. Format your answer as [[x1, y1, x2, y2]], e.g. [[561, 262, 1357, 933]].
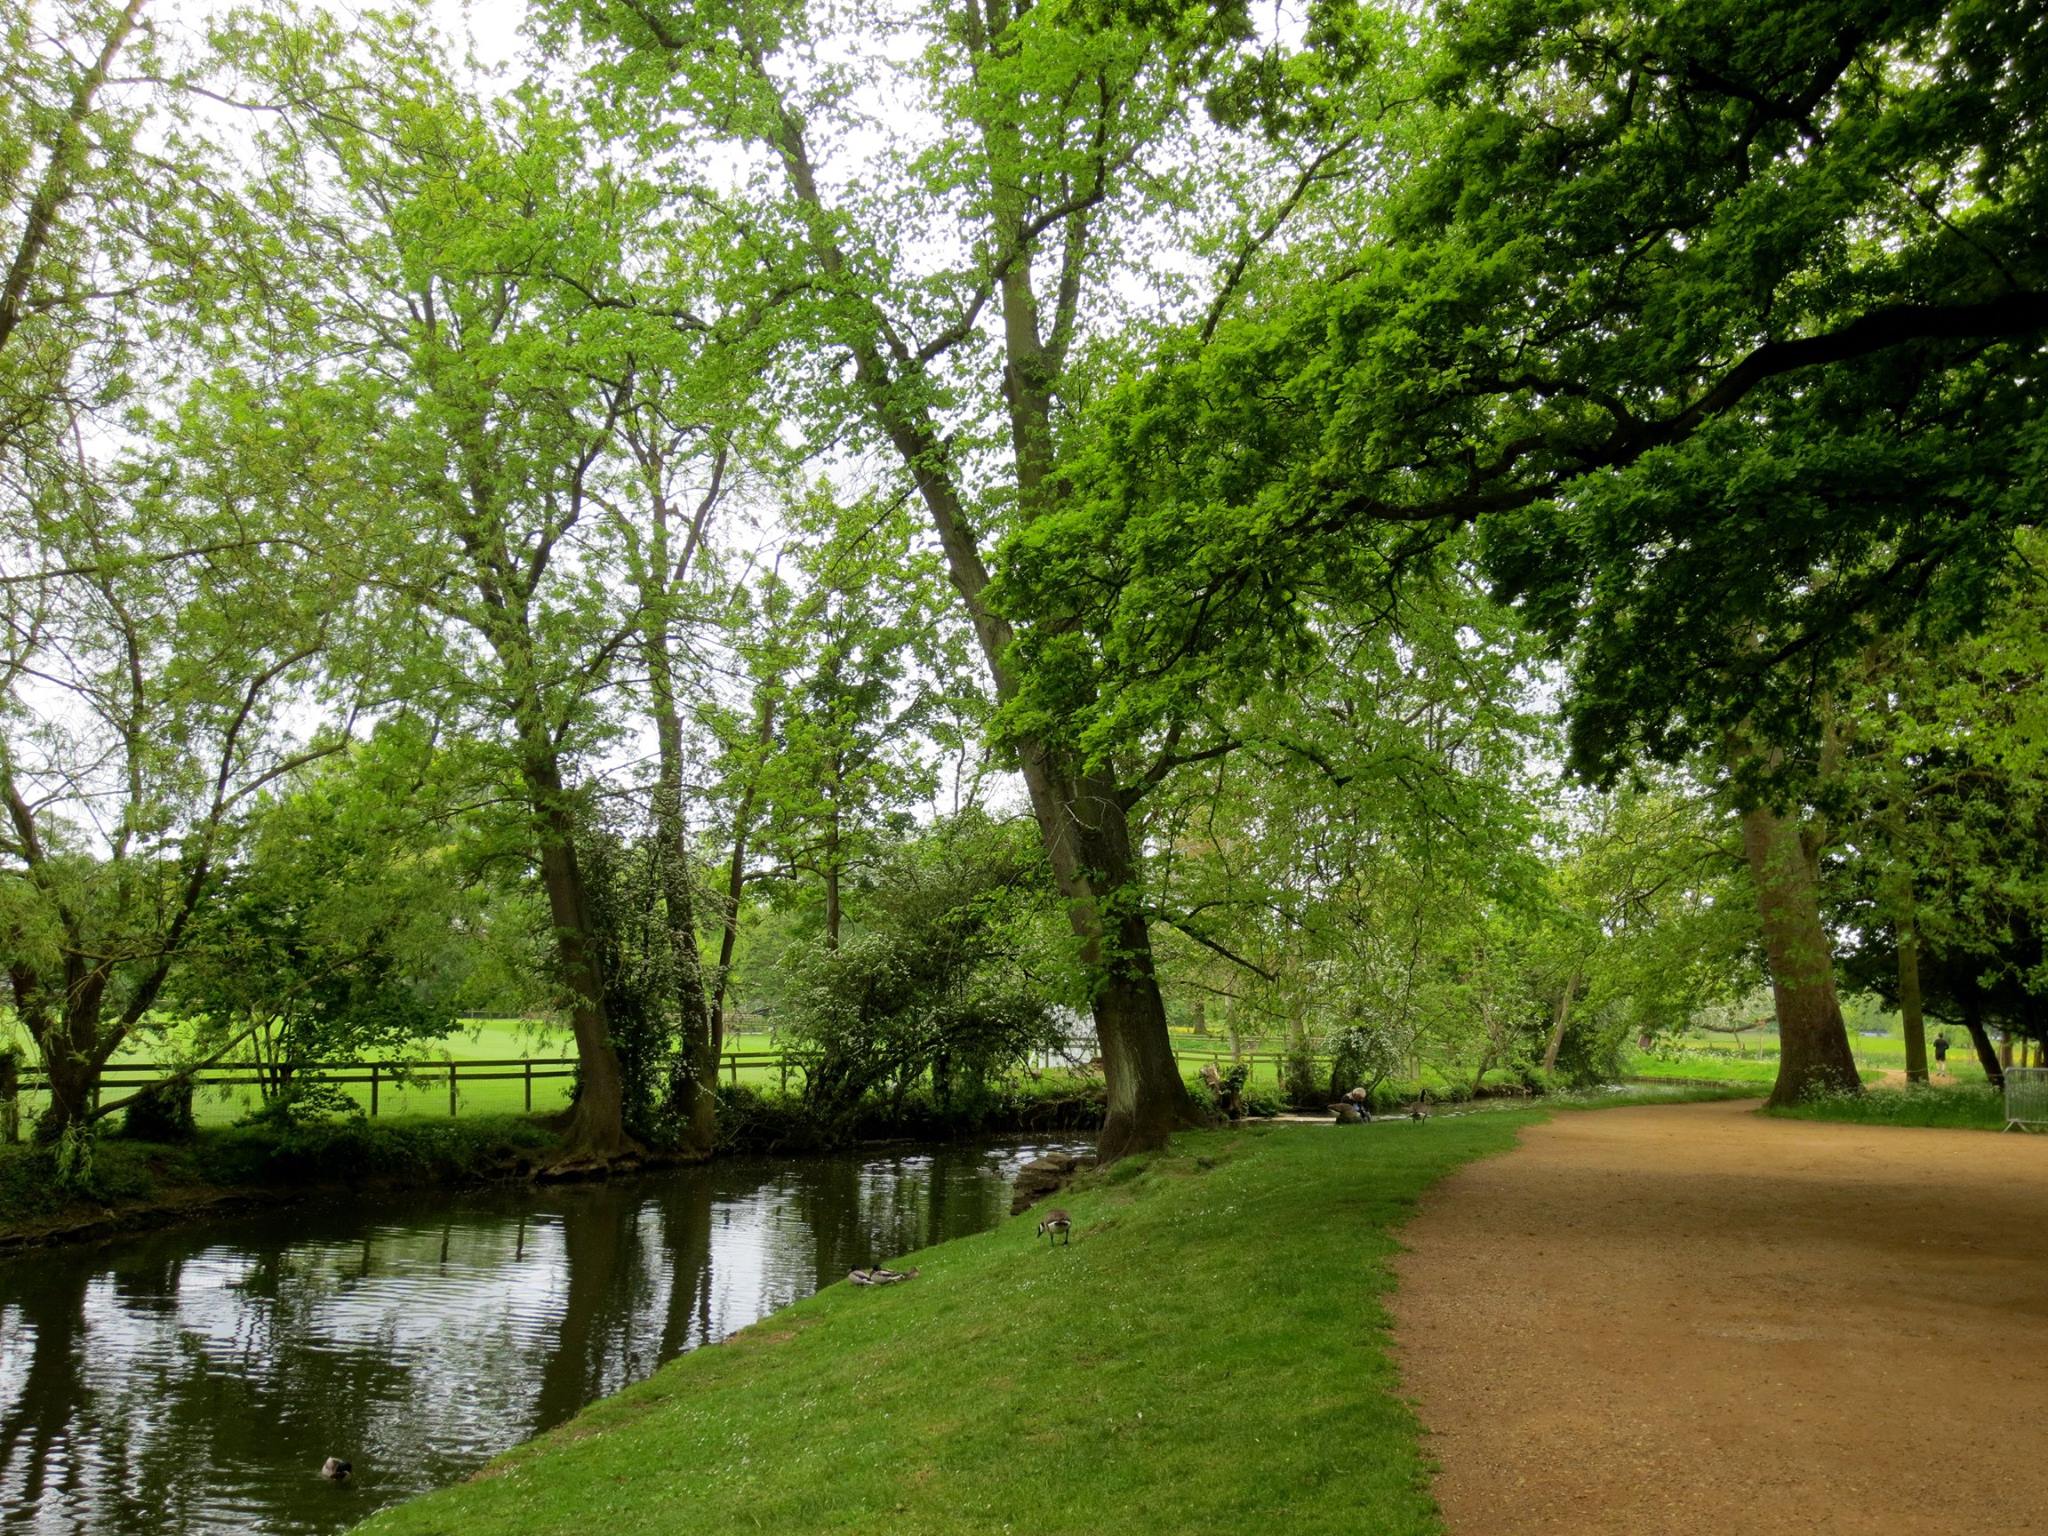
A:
[[1934, 1031, 1951, 1076]]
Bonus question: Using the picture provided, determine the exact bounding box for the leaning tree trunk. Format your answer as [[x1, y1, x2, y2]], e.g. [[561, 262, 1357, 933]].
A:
[[747, 71, 1198, 1159], [1741, 803, 1861, 1106], [1540, 966, 1582, 1077], [1959, 992, 2004, 1089], [1014, 754, 1201, 1160]]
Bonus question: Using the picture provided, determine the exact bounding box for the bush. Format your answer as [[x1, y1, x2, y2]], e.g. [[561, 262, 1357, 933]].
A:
[[1184, 1067, 1283, 1122], [196, 1113, 554, 1187], [119, 1079, 197, 1143], [715, 1073, 1108, 1154], [1282, 1040, 1321, 1108], [234, 1080, 361, 1132]]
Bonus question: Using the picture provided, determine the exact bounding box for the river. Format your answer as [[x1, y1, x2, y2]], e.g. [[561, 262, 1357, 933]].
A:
[[0, 1137, 1087, 1535]]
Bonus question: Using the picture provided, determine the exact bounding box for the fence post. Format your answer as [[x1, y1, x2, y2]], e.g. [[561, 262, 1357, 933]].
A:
[[728, 1053, 739, 1086], [449, 1063, 458, 1117], [370, 1062, 379, 1118], [524, 1058, 533, 1113], [0, 1050, 17, 1145], [780, 1058, 788, 1096]]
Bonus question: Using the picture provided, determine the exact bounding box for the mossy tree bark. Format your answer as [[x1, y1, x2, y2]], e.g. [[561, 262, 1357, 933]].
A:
[[1741, 803, 1861, 1106]]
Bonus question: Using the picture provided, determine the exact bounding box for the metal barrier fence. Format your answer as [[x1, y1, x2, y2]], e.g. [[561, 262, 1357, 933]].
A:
[[2004, 1067, 2048, 1132]]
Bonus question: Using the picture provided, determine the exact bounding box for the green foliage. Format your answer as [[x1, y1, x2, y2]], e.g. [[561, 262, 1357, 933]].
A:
[[714, 1072, 1111, 1153], [779, 813, 1073, 1138], [1043, 0, 2046, 786], [118, 1080, 196, 1143], [575, 828, 686, 1140], [1327, 1022, 1408, 1103], [169, 730, 481, 1118], [1825, 547, 2048, 1048]]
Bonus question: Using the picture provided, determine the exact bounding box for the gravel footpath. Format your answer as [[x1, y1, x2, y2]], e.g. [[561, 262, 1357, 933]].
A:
[[1391, 1098, 2048, 1535]]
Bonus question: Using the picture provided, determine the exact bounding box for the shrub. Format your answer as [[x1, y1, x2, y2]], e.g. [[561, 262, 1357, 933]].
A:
[[119, 1079, 197, 1142]]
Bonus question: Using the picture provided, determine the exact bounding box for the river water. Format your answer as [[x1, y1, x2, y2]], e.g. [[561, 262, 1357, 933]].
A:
[[0, 1137, 1088, 1535]]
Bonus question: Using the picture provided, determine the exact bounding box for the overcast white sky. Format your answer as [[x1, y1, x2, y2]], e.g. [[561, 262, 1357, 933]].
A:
[[157, 0, 530, 73]]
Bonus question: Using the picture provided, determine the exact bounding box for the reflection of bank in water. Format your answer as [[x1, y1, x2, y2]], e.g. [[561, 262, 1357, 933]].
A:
[[0, 1136, 1088, 1536]]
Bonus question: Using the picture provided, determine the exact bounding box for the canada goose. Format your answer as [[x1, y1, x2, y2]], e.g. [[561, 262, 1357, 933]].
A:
[[847, 1266, 920, 1285], [1036, 1208, 1071, 1246], [320, 1458, 352, 1483]]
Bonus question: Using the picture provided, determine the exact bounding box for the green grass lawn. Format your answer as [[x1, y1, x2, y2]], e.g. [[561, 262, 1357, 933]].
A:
[[1762, 1081, 2010, 1131], [354, 1115, 1532, 1536], [1626, 1021, 1996, 1088], [0, 1020, 800, 1128]]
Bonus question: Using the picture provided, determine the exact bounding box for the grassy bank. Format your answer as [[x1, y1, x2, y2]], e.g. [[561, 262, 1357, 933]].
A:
[[0, 1114, 560, 1246], [356, 1114, 1531, 1536], [1763, 1081, 2009, 1131]]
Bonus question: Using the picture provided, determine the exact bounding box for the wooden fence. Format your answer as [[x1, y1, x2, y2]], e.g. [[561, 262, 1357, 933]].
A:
[[2, 1049, 806, 1129], [0, 1045, 1306, 1138]]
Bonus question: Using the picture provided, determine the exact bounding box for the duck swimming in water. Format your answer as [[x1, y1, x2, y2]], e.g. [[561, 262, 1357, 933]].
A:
[[320, 1458, 352, 1483]]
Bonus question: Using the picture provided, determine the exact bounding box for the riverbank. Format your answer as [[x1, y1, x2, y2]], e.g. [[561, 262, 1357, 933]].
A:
[[0, 1078, 1751, 1252], [0, 1077, 1113, 1250], [0, 1114, 565, 1251], [353, 1114, 1532, 1536]]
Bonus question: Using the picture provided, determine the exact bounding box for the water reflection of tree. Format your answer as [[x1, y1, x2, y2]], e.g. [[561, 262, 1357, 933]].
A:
[[532, 1184, 665, 1435], [0, 1262, 92, 1524], [0, 1143, 1056, 1534], [655, 1170, 717, 1361], [784, 1153, 873, 1289]]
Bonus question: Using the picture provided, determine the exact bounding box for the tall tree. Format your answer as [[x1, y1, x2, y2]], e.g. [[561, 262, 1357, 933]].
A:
[[1010, 0, 2048, 1104], [554, 0, 1405, 1154], [758, 490, 978, 949], [204, 7, 735, 1162], [0, 456, 341, 1140]]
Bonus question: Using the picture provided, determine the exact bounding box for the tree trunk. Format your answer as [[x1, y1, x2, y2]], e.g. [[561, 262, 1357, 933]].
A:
[[34, 1049, 96, 1146], [1896, 915, 1928, 1084], [1540, 966, 1582, 1077], [1741, 803, 1861, 1106], [647, 633, 719, 1158], [709, 689, 775, 1039], [1960, 992, 2004, 1089], [28, 978, 110, 1146], [519, 742, 631, 1167], [1013, 756, 1201, 1158], [823, 768, 842, 949], [748, 61, 1197, 1158]]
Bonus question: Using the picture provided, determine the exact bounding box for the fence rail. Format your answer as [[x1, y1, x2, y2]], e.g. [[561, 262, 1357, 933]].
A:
[[0, 1044, 1313, 1139]]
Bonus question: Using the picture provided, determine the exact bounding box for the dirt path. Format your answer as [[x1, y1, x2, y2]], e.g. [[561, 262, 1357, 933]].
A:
[[1391, 1099, 2048, 1535]]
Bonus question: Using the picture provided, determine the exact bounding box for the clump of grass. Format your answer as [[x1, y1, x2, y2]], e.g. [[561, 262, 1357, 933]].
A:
[[1764, 1081, 2007, 1131]]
